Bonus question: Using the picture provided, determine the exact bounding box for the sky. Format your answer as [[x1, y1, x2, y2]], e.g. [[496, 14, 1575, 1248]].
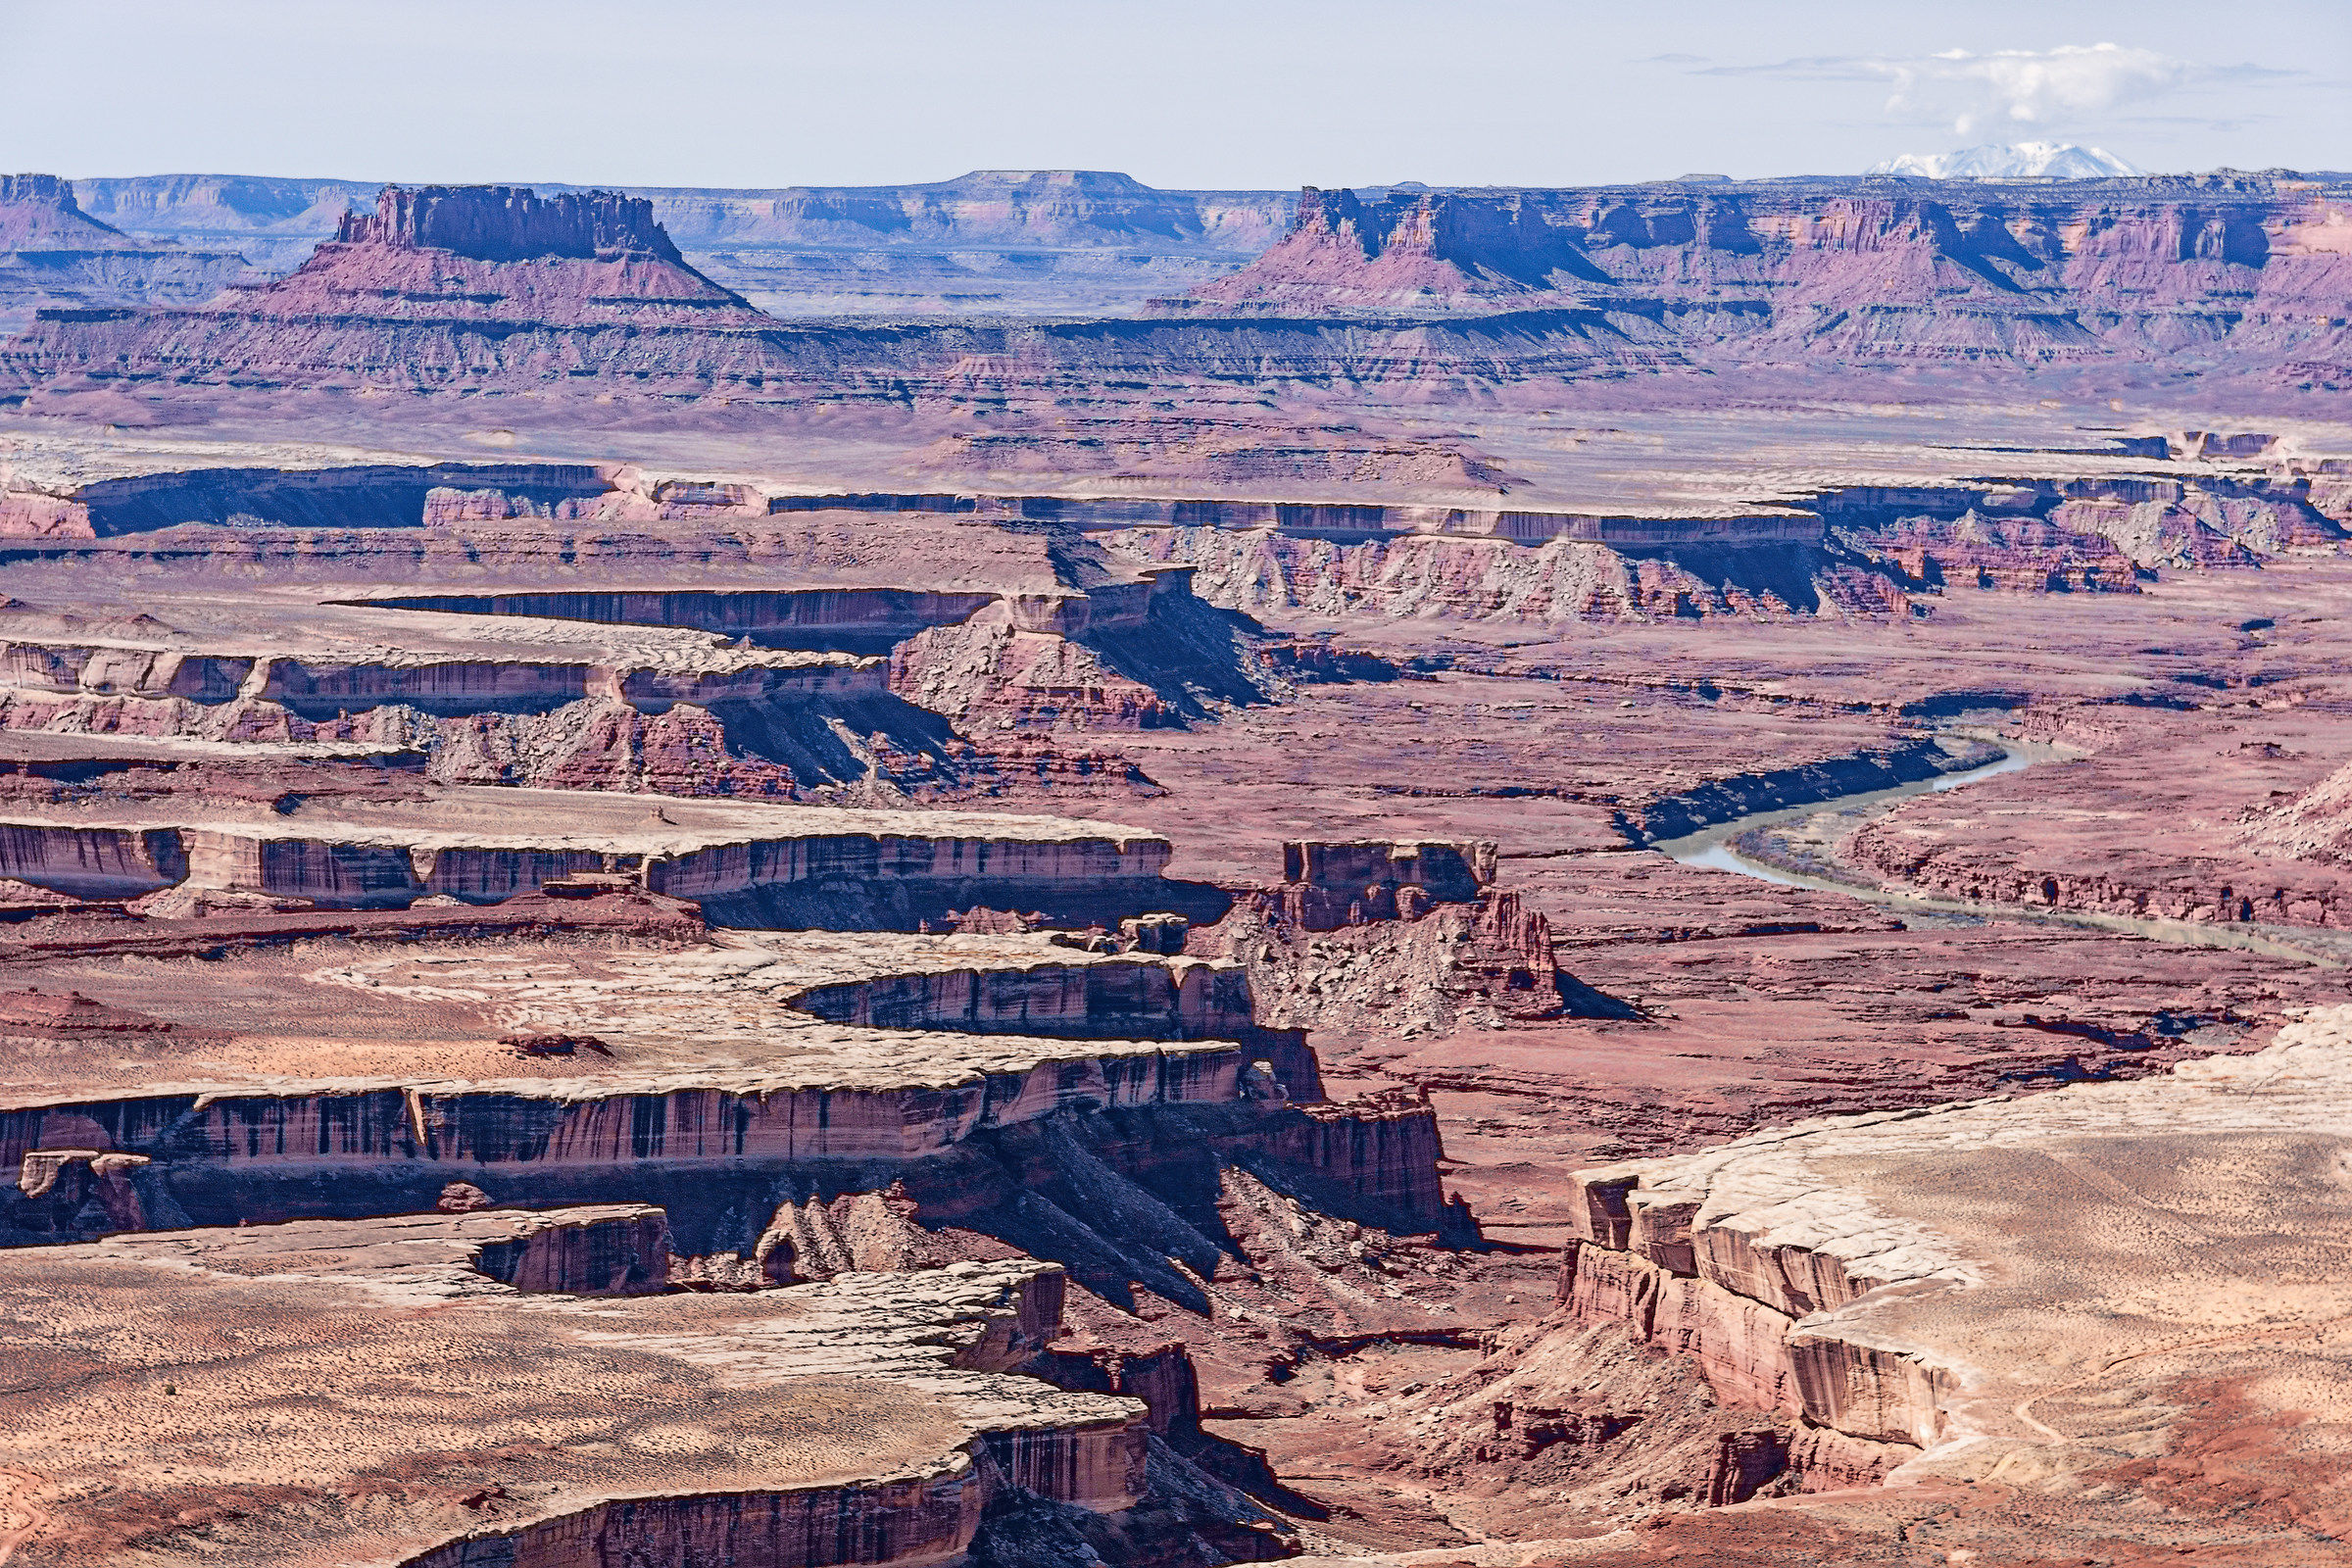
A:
[[3, 0, 2347, 189]]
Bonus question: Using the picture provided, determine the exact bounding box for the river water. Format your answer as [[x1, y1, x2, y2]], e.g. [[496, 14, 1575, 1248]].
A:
[[1647, 737, 2345, 967]]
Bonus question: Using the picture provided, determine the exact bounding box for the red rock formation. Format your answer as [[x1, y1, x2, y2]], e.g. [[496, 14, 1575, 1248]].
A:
[[11, 174, 2348, 404], [1153, 175, 2352, 382], [1845, 817, 2352, 930], [1, 182, 777, 392], [71, 169, 1299, 314], [1166, 186, 1601, 315], [0, 988, 183, 1034], [333, 184, 690, 263]]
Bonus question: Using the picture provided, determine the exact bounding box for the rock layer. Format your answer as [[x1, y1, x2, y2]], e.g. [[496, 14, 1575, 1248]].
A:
[[0, 1208, 1152, 1568]]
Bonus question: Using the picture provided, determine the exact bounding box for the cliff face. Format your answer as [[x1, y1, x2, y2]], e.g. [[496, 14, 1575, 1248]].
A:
[[11, 172, 2347, 394], [333, 183, 690, 264], [650, 169, 1293, 252], [1172, 186, 1602, 313], [74, 169, 1297, 255], [0, 269, 1672, 397], [1160, 176, 2352, 380], [235, 182, 759, 323]]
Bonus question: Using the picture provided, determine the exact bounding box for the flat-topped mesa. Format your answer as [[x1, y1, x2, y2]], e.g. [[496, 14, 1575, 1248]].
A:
[[0, 914, 1458, 1268], [0, 1211, 1162, 1568], [334, 182, 689, 264], [0, 459, 614, 539], [0, 181, 781, 394], [9, 173, 2350, 398], [262, 181, 757, 321], [0, 628, 899, 796]]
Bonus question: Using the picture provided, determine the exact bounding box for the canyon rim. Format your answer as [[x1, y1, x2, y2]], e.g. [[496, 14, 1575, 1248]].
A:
[[2, 5, 2352, 1566]]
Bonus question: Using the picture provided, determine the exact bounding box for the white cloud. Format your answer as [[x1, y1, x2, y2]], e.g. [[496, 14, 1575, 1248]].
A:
[[1887, 44, 2187, 135], [1699, 42, 2294, 136]]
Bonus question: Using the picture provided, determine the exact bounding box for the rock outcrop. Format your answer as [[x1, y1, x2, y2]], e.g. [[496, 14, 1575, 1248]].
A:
[[1111, 469, 2343, 628], [1205, 841, 1634, 1033], [1158, 177, 2352, 385], [0, 780, 1184, 925], [11, 173, 2350, 403], [0, 1210, 1182, 1568], [1, 182, 779, 392], [1538, 1009, 2352, 1515], [1614, 739, 2001, 845], [1167, 186, 1605, 315]]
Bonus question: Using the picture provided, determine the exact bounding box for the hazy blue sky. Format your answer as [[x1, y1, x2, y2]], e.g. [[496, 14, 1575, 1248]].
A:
[[4, 0, 2346, 188]]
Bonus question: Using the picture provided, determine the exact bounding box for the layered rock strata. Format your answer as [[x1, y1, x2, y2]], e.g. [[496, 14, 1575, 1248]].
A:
[[1113, 468, 2341, 629], [11, 173, 2351, 402], [0, 1206, 1159, 1568], [70, 167, 1297, 314], [1546, 1009, 2352, 1505], [0, 458, 610, 538], [0, 920, 1431, 1249], [1161, 178, 2352, 382], [0, 596, 941, 795], [0, 782, 1177, 925], [0, 470, 1266, 764], [1615, 737, 2002, 845], [0, 182, 779, 394]]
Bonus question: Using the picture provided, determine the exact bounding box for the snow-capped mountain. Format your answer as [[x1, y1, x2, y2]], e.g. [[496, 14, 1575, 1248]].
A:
[[1868, 142, 2146, 179]]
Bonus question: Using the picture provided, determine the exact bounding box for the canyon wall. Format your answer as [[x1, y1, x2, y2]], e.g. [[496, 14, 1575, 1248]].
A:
[[1614, 739, 1999, 845], [787, 955, 1256, 1041], [337, 184, 690, 264], [0, 814, 1175, 914], [1552, 1166, 1960, 1473], [1163, 177, 2352, 379], [70, 169, 1298, 258], [10, 172, 2347, 398], [1110, 466, 2341, 626]]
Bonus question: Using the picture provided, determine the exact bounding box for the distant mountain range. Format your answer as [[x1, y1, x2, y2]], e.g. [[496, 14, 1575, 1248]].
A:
[[53, 169, 1297, 318], [1868, 142, 2147, 179]]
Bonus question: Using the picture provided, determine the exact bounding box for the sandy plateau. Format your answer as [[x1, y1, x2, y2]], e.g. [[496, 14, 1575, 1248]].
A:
[[0, 168, 2349, 1568]]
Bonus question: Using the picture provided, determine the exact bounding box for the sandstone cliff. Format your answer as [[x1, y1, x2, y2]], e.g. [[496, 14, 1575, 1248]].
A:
[[12, 173, 2348, 400], [1168, 186, 1603, 315], [75, 168, 1296, 258], [1157, 175, 2352, 385], [0, 182, 777, 392]]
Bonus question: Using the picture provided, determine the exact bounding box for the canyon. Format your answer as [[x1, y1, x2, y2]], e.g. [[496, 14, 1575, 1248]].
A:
[[0, 153, 2347, 1568]]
